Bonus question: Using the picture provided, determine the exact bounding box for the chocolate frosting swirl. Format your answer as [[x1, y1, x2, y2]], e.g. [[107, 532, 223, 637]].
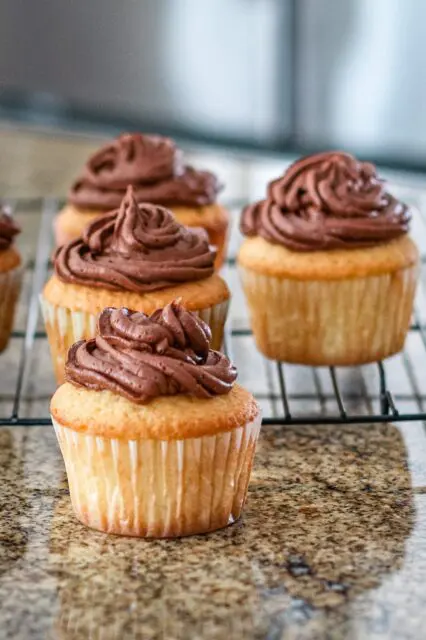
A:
[[66, 304, 237, 403], [55, 186, 215, 292], [69, 133, 221, 209], [241, 151, 410, 251], [0, 209, 20, 250]]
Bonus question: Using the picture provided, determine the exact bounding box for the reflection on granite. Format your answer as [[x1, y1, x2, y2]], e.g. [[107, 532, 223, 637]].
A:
[[1, 423, 425, 639]]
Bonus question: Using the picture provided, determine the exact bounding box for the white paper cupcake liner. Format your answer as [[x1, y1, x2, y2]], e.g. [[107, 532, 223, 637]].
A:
[[52, 414, 261, 537], [40, 297, 97, 383], [239, 264, 418, 365], [0, 266, 23, 352], [40, 296, 229, 383]]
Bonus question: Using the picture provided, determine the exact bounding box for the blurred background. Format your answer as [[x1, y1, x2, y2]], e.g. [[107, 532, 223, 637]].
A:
[[1, 0, 426, 172]]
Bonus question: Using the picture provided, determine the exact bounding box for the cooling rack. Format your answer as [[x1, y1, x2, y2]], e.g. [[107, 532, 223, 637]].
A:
[[1, 195, 426, 427]]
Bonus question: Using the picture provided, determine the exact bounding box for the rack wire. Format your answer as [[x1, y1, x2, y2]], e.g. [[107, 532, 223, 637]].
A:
[[1, 196, 426, 427]]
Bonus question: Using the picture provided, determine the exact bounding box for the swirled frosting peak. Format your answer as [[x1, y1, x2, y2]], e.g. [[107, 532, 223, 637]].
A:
[[241, 151, 410, 251], [66, 303, 237, 403], [0, 208, 20, 250], [69, 132, 221, 209], [55, 186, 215, 292]]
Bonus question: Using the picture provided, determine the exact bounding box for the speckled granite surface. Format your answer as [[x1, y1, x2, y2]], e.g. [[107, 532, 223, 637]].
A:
[[1, 422, 426, 639]]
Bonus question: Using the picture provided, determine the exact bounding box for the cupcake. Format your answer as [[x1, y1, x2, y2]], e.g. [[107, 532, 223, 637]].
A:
[[0, 209, 22, 352], [50, 303, 261, 537], [55, 133, 229, 268], [41, 186, 230, 383], [238, 151, 419, 366]]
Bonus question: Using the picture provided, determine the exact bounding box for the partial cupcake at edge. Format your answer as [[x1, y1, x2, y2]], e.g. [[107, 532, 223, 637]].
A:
[[41, 186, 230, 384], [0, 208, 22, 352], [50, 302, 261, 538], [54, 132, 230, 269], [238, 151, 419, 366]]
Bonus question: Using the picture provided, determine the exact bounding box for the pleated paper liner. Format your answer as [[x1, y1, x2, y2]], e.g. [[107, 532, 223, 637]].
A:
[[239, 264, 418, 365], [0, 266, 23, 352], [52, 415, 261, 538]]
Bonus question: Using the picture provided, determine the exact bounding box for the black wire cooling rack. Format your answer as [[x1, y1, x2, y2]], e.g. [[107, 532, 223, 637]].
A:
[[1, 195, 426, 427]]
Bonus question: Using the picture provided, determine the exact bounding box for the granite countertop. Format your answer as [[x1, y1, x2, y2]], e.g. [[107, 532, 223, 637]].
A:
[[2, 423, 426, 640], [1, 125, 426, 640]]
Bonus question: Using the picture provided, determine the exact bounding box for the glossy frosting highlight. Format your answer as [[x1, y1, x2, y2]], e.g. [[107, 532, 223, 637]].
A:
[[0, 209, 20, 250], [241, 151, 410, 251], [66, 304, 237, 403], [69, 133, 221, 209], [55, 186, 215, 292]]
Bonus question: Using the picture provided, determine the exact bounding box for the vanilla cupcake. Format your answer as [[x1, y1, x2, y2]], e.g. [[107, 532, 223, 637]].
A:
[[238, 151, 419, 366], [50, 303, 261, 537], [0, 209, 22, 352], [41, 187, 229, 383], [55, 133, 229, 268]]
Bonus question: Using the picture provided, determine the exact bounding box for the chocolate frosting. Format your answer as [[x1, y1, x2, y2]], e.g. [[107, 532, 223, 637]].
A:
[[55, 186, 215, 292], [69, 133, 221, 209], [240, 151, 410, 251], [0, 209, 20, 250], [66, 304, 237, 404]]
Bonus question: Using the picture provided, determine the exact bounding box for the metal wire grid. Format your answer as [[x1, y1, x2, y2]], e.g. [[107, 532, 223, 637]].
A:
[[1, 196, 426, 427]]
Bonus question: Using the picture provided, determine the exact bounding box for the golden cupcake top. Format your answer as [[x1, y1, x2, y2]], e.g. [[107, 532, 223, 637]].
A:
[[241, 151, 410, 251], [0, 208, 20, 251], [65, 303, 237, 404], [69, 132, 222, 210], [54, 186, 216, 293]]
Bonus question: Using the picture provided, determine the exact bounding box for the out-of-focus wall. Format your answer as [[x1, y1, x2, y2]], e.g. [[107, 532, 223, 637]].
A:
[[0, 0, 290, 141], [296, 0, 426, 159], [2, 0, 426, 163]]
